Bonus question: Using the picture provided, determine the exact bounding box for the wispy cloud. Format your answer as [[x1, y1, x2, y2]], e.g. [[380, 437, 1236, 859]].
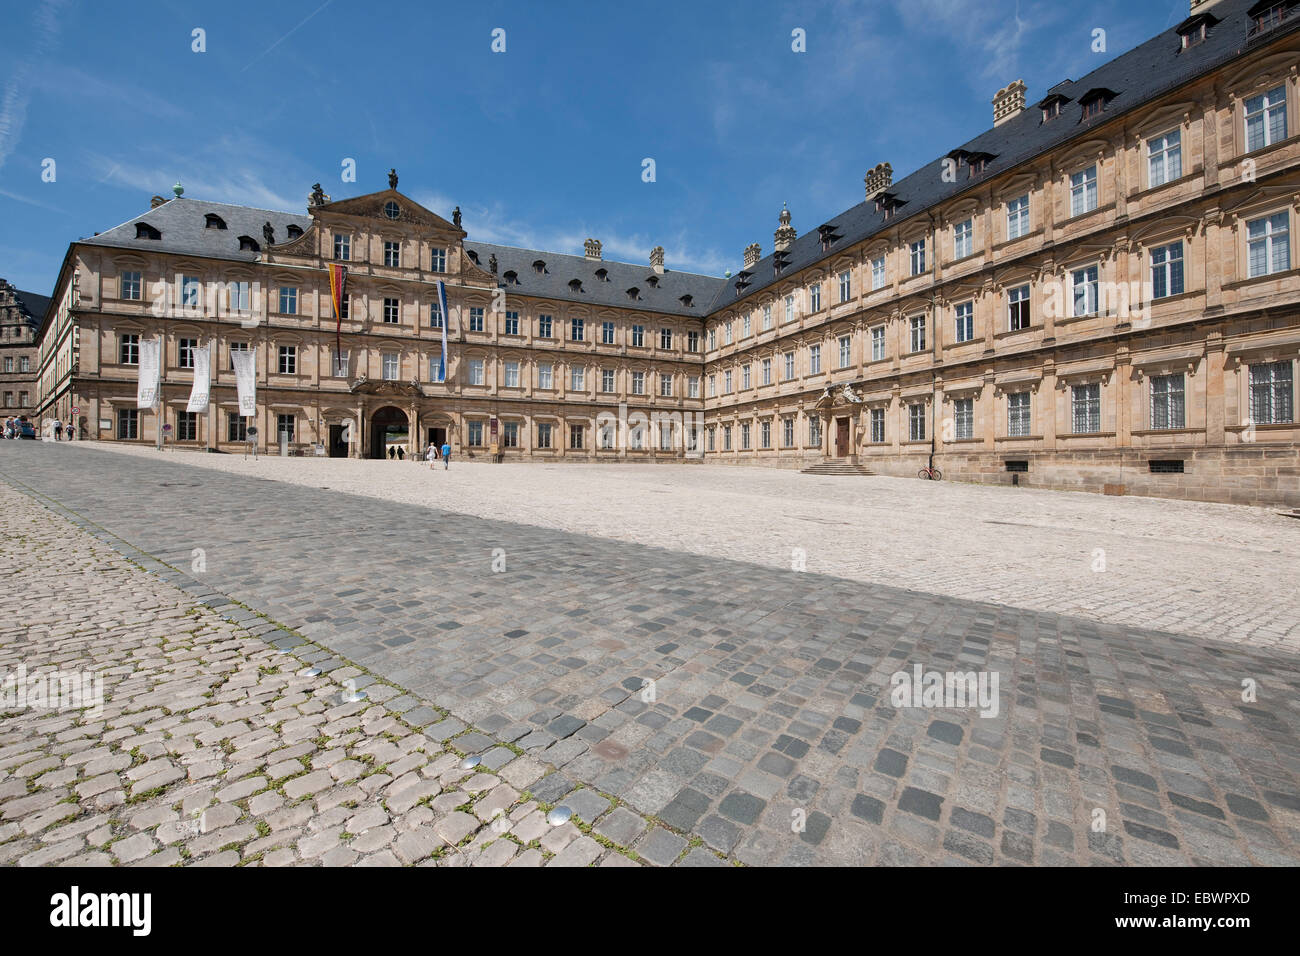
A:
[[0, 0, 71, 172], [87, 150, 304, 213]]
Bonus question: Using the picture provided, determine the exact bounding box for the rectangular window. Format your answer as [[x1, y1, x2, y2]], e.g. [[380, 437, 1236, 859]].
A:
[[601, 368, 615, 392], [871, 256, 886, 291], [709, 327, 717, 349], [603, 321, 616, 345], [228, 342, 249, 370], [809, 344, 821, 375], [181, 275, 200, 308], [1247, 212, 1290, 277], [1249, 361, 1294, 425], [121, 271, 142, 300], [724, 322, 733, 345], [502, 422, 519, 448], [724, 370, 732, 393], [741, 423, 751, 450], [1150, 373, 1186, 430], [538, 362, 553, 390], [632, 325, 644, 347], [333, 233, 350, 261], [569, 424, 584, 449], [3, 391, 11, 406], [227, 280, 250, 313], [468, 421, 484, 446], [953, 398, 973, 440], [871, 326, 886, 361], [227, 413, 247, 443], [1071, 383, 1101, 433], [687, 330, 700, 352], [1147, 129, 1182, 188], [660, 328, 672, 350], [333, 349, 349, 378], [1072, 266, 1099, 317], [760, 421, 771, 448], [723, 426, 732, 451], [537, 423, 552, 449], [469, 359, 485, 386], [470, 308, 485, 332], [870, 407, 885, 444], [571, 318, 585, 341], [538, 314, 553, 338], [427, 353, 447, 383], [954, 219, 973, 259], [909, 315, 926, 353], [1245, 85, 1287, 153], [430, 247, 447, 272], [839, 335, 851, 369], [784, 294, 795, 323], [175, 411, 197, 442], [910, 240, 926, 276], [1150, 241, 1185, 299], [429, 300, 443, 328], [954, 302, 974, 343], [570, 365, 585, 391], [688, 375, 700, 398], [1008, 392, 1031, 437], [1009, 284, 1031, 330], [839, 270, 852, 303], [784, 352, 795, 380], [810, 283, 822, 312], [119, 333, 140, 365], [762, 305, 772, 331], [504, 311, 520, 336], [908, 404, 926, 442], [1007, 195, 1030, 240], [741, 364, 751, 389], [761, 357, 772, 385], [383, 297, 400, 323], [809, 417, 821, 448], [783, 417, 795, 447], [660, 373, 673, 397], [708, 374, 716, 397], [2, 358, 9, 372], [279, 286, 298, 315], [1070, 165, 1099, 217], [383, 241, 400, 268], [504, 360, 519, 388], [278, 345, 296, 374], [336, 294, 348, 319], [178, 337, 197, 369], [117, 408, 139, 439], [632, 371, 645, 395], [18, 357, 27, 373]]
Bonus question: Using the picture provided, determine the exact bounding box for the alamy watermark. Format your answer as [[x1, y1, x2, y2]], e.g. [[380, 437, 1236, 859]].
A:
[[594, 402, 706, 458], [1, 664, 104, 718], [890, 664, 1000, 718]]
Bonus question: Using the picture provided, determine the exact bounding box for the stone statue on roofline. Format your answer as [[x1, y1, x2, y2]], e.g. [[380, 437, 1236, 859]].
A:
[[263, 222, 275, 246], [452, 206, 462, 229], [309, 183, 329, 206], [388, 168, 399, 189]]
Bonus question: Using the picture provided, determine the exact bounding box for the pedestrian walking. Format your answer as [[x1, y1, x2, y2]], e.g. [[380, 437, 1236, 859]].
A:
[[425, 443, 436, 469], [52, 418, 62, 441], [66, 423, 74, 441], [441, 440, 451, 470]]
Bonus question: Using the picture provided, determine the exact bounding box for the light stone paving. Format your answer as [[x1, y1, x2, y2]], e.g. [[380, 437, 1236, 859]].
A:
[[73, 441, 1300, 651], [0, 481, 720, 867]]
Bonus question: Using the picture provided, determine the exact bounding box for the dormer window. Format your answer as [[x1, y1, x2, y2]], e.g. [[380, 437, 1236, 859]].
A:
[[204, 213, 226, 230], [646, 275, 659, 287], [1080, 88, 1117, 120], [532, 259, 546, 274], [594, 267, 609, 281], [135, 223, 161, 240], [626, 287, 641, 301], [238, 236, 260, 252], [818, 224, 841, 252], [502, 270, 518, 285], [1248, 1, 1298, 38], [1037, 93, 1070, 122], [569, 279, 584, 293], [466, 250, 480, 265], [679, 295, 693, 308], [875, 192, 905, 220], [286, 224, 303, 240]]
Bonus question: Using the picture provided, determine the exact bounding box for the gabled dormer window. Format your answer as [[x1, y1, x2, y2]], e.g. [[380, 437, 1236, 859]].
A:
[[875, 193, 904, 220], [286, 224, 303, 240], [1038, 94, 1070, 122], [818, 224, 841, 252], [204, 213, 226, 230], [965, 152, 996, 177], [1080, 88, 1117, 120], [238, 236, 260, 252], [135, 223, 161, 240]]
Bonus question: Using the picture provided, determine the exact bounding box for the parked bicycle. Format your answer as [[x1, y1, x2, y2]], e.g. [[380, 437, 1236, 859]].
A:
[[917, 465, 942, 481]]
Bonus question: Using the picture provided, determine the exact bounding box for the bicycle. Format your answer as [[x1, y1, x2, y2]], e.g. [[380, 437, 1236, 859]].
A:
[[917, 465, 942, 481]]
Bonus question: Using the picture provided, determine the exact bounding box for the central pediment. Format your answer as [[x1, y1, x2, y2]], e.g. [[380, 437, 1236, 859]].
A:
[[315, 189, 462, 235]]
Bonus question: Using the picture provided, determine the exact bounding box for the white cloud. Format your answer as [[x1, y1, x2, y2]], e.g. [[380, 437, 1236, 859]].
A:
[[88, 152, 304, 213], [0, 0, 71, 172]]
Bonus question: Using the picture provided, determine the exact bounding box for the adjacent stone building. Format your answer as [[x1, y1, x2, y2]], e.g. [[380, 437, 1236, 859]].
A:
[[0, 280, 45, 421], [30, 0, 1300, 505]]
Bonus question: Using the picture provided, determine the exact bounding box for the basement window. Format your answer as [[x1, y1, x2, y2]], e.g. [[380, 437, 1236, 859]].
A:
[[1005, 460, 1029, 473], [1149, 459, 1185, 474]]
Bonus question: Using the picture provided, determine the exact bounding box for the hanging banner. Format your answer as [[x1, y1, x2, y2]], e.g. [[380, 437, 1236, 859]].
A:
[[436, 279, 450, 383], [186, 342, 211, 412], [329, 263, 347, 357], [232, 347, 257, 416], [136, 337, 161, 409]]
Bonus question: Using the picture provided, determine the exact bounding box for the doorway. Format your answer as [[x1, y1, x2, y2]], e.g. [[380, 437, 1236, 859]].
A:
[[328, 424, 350, 458], [370, 405, 409, 459], [835, 417, 850, 457], [427, 426, 446, 452]]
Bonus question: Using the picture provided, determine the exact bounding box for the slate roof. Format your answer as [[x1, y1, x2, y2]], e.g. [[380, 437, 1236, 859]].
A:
[[10, 289, 50, 330], [706, 0, 1300, 313], [81, 198, 313, 262], [462, 242, 725, 319]]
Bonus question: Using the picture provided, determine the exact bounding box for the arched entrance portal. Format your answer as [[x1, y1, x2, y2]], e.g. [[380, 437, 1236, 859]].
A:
[[370, 405, 409, 460]]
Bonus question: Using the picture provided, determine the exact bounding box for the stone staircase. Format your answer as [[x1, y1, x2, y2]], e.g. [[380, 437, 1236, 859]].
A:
[[800, 461, 876, 476]]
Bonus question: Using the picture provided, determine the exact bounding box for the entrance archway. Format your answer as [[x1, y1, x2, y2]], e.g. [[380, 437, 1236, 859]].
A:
[[370, 405, 409, 459]]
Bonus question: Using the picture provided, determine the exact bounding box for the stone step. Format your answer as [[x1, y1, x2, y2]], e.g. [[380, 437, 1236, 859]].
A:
[[800, 462, 876, 476]]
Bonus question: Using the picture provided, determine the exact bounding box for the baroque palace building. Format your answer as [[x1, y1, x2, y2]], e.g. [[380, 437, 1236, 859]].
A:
[[31, 0, 1300, 505]]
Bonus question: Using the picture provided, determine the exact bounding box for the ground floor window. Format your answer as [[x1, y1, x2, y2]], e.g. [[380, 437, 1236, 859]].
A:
[[1150, 373, 1185, 430], [176, 411, 198, 441], [228, 414, 247, 442], [277, 414, 295, 442], [741, 423, 751, 450], [117, 408, 138, 440], [908, 404, 926, 442], [809, 418, 821, 448], [569, 424, 584, 449], [467, 421, 484, 446], [953, 398, 973, 440], [707, 426, 716, 451], [1071, 384, 1101, 433], [870, 407, 885, 444], [723, 426, 732, 451], [502, 422, 519, 448], [599, 422, 615, 449], [1250, 361, 1293, 425], [537, 422, 552, 449], [659, 423, 674, 451], [783, 417, 795, 447], [1008, 392, 1031, 437], [760, 421, 771, 448]]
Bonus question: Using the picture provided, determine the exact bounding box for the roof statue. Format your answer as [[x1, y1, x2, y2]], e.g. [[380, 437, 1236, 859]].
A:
[[262, 222, 275, 245], [388, 168, 398, 189]]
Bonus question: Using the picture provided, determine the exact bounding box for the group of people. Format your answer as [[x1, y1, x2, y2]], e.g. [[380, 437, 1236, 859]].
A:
[[48, 417, 74, 440], [425, 441, 452, 470], [2, 417, 29, 439]]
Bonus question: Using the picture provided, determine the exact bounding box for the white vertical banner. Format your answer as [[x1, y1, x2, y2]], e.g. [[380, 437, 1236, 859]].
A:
[[186, 341, 211, 412], [232, 347, 257, 416], [137, 336, 161, 409]]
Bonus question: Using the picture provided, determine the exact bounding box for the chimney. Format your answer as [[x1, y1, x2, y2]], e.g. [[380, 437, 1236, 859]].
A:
[[992, 80, 1027, 126], [584, 238, 602, 261], [864, 162, 893, 200], [150, 195, 167, 209], [773, 203, 796, 253], [650, 245, 665, 274], [743, 243, 761, 268]]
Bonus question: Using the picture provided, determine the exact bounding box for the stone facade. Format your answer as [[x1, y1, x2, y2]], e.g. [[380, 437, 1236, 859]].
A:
[[0, 280, 43, 420]]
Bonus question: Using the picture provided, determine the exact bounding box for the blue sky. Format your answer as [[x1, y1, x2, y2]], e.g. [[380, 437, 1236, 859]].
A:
[[1, 0, 1193, 295]]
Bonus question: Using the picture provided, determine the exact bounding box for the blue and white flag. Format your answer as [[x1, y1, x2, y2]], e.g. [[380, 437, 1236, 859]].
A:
[[436, 280, 450, 383]]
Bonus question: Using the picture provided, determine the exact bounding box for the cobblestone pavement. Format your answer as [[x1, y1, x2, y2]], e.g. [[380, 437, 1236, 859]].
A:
[[0, 479, 714, 867], [76, 441, 1300, 650], [3, 443, 1299, 866]]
